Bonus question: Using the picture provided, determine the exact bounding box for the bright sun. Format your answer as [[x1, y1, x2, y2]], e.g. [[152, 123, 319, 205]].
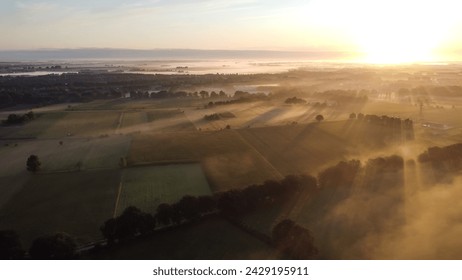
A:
[[351, 0, 456, 64], [354, 2, 435, 63], [303, 0, 459, 64]]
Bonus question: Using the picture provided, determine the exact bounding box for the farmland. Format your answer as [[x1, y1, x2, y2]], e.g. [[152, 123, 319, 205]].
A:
[[0, 112, 67, 139], [127, 130, 283, 191], [0, 170, 121, 247], [116, 164, 212, 215], [90, 216, 277, 260], [40, 111, 121, 138], [1, 66, 462, 259], [0, 135, 130, 176]]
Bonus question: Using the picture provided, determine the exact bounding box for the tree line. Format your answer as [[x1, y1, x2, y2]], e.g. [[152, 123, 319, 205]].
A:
[[0, 231, 77, 260], [205, 92, 269, 108], [0, 72, 277, 108], [348, 113, 415, 143], [100, 174, 318, 244], [418, 142, 462, 183], [2, 111, 35, 125]]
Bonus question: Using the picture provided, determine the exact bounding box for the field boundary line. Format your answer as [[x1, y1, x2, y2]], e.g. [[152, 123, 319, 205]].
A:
[[232, 130, 284, 179], [128, 159, 199, 167], [113, 173, 124, 218], [115, 112, 124, 134]]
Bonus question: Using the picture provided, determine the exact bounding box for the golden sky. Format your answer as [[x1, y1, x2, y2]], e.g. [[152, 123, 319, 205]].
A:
[[1, 0, 461, 63]]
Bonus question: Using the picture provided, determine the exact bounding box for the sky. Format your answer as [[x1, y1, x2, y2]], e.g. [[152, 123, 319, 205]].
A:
[[1, 0, 462, 63]]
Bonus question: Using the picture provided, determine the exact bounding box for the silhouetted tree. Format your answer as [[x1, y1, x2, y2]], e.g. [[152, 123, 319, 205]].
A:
[[315, 114, 324, 122], [196, 195, 217, 213], [349, 113, 357, 119], [285, 97, 306, 104], [100, 206, 156, 243], [217, 190, 249, 217], [272, 219, 318, 259], [156, 203, 173, 226], [25, 111, 34, 120], [26, 155, 41, 172], [204, 113, 220, 121], [117, 206, 155, 238], [170, 203, 183, 225], [0, 230, 24, 260], [260, 180, 283, 201], [318, 160, 361, 188], [281, 174, 318, 194], [29, 233, 77, 260], [100, 218, 117, 244], [176, 195, 201, 220], [3, 111, 35, 125]]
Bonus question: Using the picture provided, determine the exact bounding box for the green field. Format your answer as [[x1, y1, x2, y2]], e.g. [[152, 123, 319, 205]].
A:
[[0, 112, 67, 139], [71, 99, 127, 111], [114, 109, 196, 134], [0, 170, 121, 247], [40, 111, 121, 137], [116, 164, 212, 215], [237, 121, 356, 175], [145, 110, 196, 132], [81, 136, 131, 169], [89, 216, 277, 260], [0, 172, 31, 209], [127, 130, 282, 191], [0, 135, 131, 176], [119, 111, 147, 131], [73, 98, 204, 111]]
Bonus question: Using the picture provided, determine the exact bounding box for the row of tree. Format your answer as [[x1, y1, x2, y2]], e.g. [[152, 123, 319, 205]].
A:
[[2, 111, 35, 125], [311, 89, 369, 105], [418, 143, 462, 183], [397, 86, 462, 98], [0, 72, 277, 108], [100, 174, 318, 244], [204, 93, 269, 108], [129, 89, 230, 99], [348, 113, 415, 143], [272, 219, 318, 259], [418, 143, 462, 164], [0, 231, 77, 260], [284, 97, 306, 104]]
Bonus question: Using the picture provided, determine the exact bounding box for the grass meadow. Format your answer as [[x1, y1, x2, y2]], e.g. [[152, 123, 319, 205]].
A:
[[116, 164, 212, 215], [0, 169, 121, 247]]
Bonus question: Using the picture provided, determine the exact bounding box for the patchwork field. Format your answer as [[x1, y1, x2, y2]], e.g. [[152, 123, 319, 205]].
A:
[[184, 101, 342, 131], [127, 130, 283, 191], [0, 172, 31, 209], [0, 135, 131, 176], [0, 169, 121, 247], [116, 164, 212, 215], [1, 89, 461, 260], [0, 112, 67, 139], [119, 111, 147, 132], [237, 121, 356, 175], [73, 98, 204, 111], [40, 111, 122, 138], [114, 109, 196, 134]]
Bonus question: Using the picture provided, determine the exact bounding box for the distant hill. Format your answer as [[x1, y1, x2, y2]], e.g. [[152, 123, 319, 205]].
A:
[[0, 48, 355, 61]]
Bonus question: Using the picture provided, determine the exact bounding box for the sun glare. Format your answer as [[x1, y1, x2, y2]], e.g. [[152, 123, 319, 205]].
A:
[[303, 0, 460, 64], [352, 0, 456, 64]]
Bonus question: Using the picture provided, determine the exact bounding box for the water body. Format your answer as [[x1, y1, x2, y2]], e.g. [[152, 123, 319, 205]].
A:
[[0, 71, 76, 77]]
